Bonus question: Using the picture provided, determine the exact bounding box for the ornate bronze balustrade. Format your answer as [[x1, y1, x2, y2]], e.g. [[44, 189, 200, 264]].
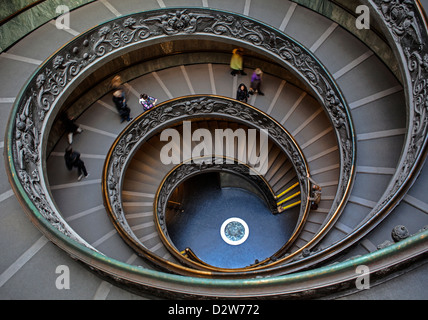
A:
[[5, 7, 355, 253], [102, 95, 311, 274]]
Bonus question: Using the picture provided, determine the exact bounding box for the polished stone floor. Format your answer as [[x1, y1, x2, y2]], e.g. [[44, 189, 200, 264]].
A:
[[166, 173, 299, 269]]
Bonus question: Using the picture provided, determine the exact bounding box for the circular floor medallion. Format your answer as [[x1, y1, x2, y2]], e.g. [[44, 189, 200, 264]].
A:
[[220, 218, 249, 245]]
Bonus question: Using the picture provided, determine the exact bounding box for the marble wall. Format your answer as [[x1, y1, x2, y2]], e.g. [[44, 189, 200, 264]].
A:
[[0, 0, 37, 21], [0, 0, 94, 52]]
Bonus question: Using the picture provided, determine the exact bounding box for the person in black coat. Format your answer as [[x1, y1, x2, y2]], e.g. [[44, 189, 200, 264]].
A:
[[64, 146, 88, 181], [236, 83, 249, 103], [112, 88, 132, 123], [62, 113, 83, 144]]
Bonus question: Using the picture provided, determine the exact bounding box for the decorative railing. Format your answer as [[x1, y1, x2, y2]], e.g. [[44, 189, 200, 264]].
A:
[[5, 7, 355, 262], [291, 0, 428, 265], [102, 95, 311, 274], [242, 0, 428, 274], [365, 0, 428, 214]]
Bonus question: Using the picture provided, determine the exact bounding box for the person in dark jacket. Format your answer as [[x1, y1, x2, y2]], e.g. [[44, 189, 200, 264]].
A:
[[236, 83, 250, 103], [307, 173, 322, 210], [112, 88, 132, 123], [64, 146, 88, 181], [63, 113, 83, 144]]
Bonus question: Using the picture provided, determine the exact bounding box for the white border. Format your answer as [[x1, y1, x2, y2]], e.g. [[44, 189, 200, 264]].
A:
[[220, 217, 249, 246]]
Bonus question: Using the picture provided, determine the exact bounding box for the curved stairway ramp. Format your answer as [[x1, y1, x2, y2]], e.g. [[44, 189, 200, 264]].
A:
[[0, 0, 427, 299], [35, 5, 349, 276], [108, 97, 312, 274], [114, 67, 340, 262], [97, 64, 421, 277], [121, 120, 302, 263]]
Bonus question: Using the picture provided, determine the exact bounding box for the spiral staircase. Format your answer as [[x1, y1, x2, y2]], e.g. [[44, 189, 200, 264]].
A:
[[1, 0, 427, 300]]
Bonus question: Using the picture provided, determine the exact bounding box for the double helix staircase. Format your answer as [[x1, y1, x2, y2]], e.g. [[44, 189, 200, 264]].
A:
[[1, 0, 427, 299]]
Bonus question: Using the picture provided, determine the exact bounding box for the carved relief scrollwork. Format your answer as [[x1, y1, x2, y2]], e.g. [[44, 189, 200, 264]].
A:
[[15, 97, 39, 170], [206, 14, 265, 45], [146, 9, 214, 35], [376, 0, 422, 45]]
